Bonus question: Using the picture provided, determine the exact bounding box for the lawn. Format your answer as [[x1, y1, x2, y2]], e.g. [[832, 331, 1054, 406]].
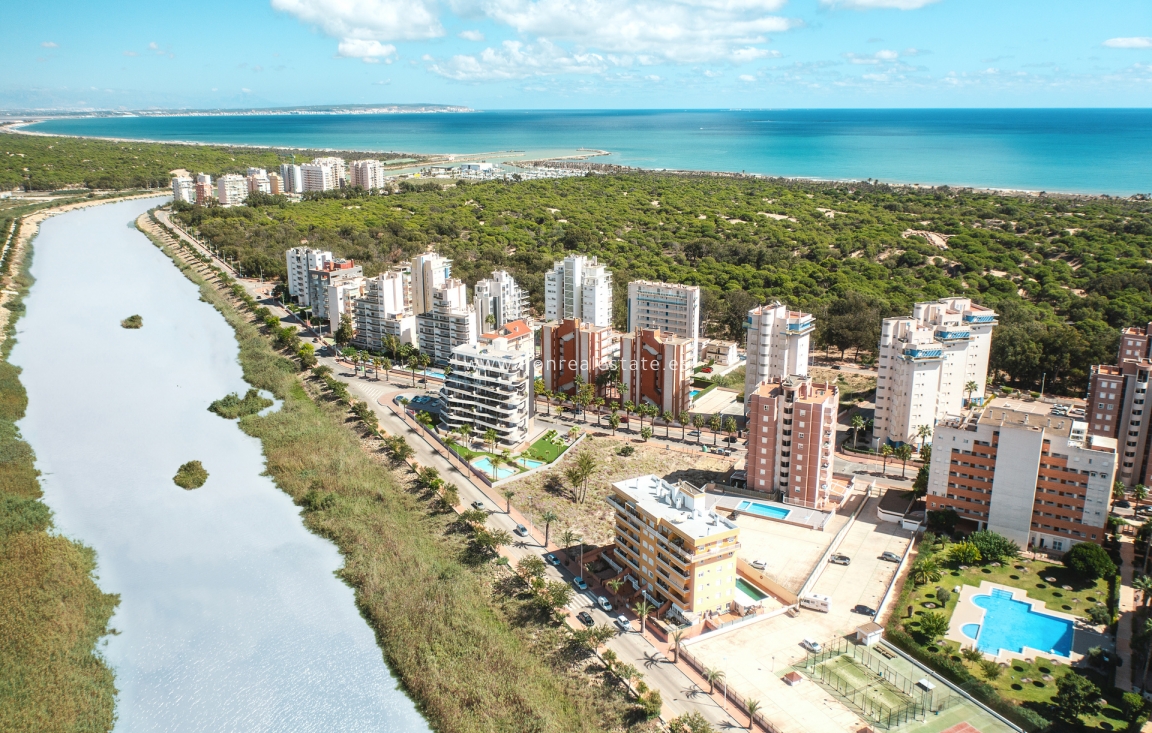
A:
[[523, 431, 569, 464]]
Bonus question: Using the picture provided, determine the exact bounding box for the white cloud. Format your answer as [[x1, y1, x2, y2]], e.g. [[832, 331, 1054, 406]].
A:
[[703, 69, 722, 77], [821, 0, 938, 8], [337, 38, 398, 62], [646, 74, 661, 81], [428, 39, 607, 80], [451, 0, 793, 63], [846, 49, 900, 64], [148, 42, 159, 50], [271, 0, 443, 46], [123, 51, 138, 57], [459, 29, 485, 41], [862, 72, 887, 81], [1104, 37, 1152, 49], [738, 73, 756, 81], [41, 41, 57, 48]]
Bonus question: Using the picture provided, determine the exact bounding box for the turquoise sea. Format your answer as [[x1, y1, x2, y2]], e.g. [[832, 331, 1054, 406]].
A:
[[28, 109, 1152, 196]]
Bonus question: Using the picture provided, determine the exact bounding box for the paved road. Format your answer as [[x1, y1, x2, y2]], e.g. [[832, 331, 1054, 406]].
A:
[[155, 209, 738, 727]]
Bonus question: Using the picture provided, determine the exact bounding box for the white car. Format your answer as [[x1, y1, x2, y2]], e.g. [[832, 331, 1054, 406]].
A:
[[573, 576, 589, 591], [615, 615, 631, 632], [751, 559, 767, 570], [597, 596, 613, 612], [802, 638, 822, 653]]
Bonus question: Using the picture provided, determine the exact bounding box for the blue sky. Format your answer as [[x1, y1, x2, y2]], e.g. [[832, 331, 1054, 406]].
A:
[[4, 0, 1151, 110]]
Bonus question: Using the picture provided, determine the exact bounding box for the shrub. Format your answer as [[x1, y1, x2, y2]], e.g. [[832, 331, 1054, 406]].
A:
[[668, 712, 715, 733], [617, 445, 635, 457], [208, 388, 273, 419], [928, 509, 958, 533], [1087, 605, 1111, 625], [1064, 542, 1117, 580], [638, 689, 662, 720], [301, 490, 336, 511], [120, 314, 143, 329], [968, 530, 1019, 564], [173, 460, 208, 490], [936, 587, 952, 605], [946, 541, 982, 565], [1054, 673, 1102, 723]]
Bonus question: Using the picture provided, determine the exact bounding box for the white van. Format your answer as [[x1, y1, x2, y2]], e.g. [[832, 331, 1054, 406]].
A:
[[800, 594, 832, 613]]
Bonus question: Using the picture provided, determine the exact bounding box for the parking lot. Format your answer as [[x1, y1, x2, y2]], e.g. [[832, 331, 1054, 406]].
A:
[[687, 497, 917, 733]]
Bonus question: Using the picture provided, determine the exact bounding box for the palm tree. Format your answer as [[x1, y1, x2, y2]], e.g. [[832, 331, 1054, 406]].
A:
[[704, 667, 725, 695], [606, 578, 624, 602], [484, 428, 498, 455], [963, 382, 981, 405], [633, 600, 655, 639], [406, 355, 419, 386], [896, 444, 914, 478], [380, 357, 392, 381], [916, 424, 932, 450], [559, 528, 579, 564], [609, 412, 620, 435], [1134, 575, 1152, 608], [671, 628, 685, 663], [623, 401, 635, 430], [662, 410, 674, 438], [1136, 484, 1149, 511], [417, 353, 431, 383], [568, 425, 581, 444], [502, 487, 515, 513], [459, 423, 473, 449], [540, 510, 557, 546], [744, 698, 761, 730], [679, 411, 691, 441], [575, 451, 597, 503], [724, 416, 738, 444], [693, 414, 706, 443], [880, 444, 894, 475], [850, 414, 866, 448], [708, 414, 722, 446], [911, 557, 941, 585]]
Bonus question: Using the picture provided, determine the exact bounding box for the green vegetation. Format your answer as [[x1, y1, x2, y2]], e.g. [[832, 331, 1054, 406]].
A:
[[171, 173, 1152, 395], [524, 431, 569, 464], [0, 132, 413, 191], [138, 213, 643, 732], [0, 213, 119, 731], [889, 531, 1121, 731], [1064, 541, 1118, 581], [208, 388, 273, 419], [119, 314, 143, 329], [172, 460, 208, 490]]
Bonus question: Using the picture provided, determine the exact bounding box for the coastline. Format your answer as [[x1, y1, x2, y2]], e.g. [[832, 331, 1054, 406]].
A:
[[4, 120, 1136, 200]]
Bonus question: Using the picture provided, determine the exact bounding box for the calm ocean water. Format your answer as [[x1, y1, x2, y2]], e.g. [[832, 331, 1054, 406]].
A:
[[28, 109, 1152, 195]]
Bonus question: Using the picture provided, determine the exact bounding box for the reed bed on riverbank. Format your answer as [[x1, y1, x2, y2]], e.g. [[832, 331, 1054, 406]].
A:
[[139, 215, 641, 732], [0, 227, 119, 732]]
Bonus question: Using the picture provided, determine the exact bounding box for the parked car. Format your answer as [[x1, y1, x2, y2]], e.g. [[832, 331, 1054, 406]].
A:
[[688, 430, 701, 437], [802, 638, 822, 653], [1115, 500, 1133, 508], [597, 596, 613, 612], [470, 500, 485, 511], [573, 576, 589, 591], [615, 615, 631, 632], [577, 611, 594, 627], [514, 524, 529, 536], [751, 559, 767, 570], [853, 604, 877, 616], [880, 551, 902, 562], [544, 553, 561, 566], [830, 554, 851, 566], [832, 365, 842, 370]]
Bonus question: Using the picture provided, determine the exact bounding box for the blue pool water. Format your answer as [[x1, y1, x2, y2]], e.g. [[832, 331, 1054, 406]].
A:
[[970, 589, 1074, 657], [735, 500, 791, 521], [961, 623, 981, 640], [472, 457, 518, 480], [516, 457, 545, 469], [690, 390, 701, 399]]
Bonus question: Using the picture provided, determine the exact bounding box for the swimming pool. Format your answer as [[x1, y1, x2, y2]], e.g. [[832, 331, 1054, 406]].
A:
[[735, 500, 792, 521], [966, 588, 1074, 657], [516, 457, 545, 469], [735, 578, 769, 601], [472, 457, 518, 480], [690, 389, 701, 399]]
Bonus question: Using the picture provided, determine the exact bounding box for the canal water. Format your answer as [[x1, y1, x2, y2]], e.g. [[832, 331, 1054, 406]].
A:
[[10, 197, 429, 732]]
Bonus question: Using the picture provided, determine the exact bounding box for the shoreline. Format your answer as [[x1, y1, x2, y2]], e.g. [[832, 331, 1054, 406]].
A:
[[2, 122, 1145, 201]]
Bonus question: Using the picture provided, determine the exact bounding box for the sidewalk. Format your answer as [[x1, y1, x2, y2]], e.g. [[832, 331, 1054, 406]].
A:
[[1118, 538, 1137, 691]]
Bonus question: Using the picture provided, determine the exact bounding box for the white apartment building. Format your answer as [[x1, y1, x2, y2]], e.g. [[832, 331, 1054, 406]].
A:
[[474, 270, 527, 330], [285, 247, 334, 307], [216, 174, 249, 206], [927, 399, 1115, 551], [326, 277, 366, 332], [873, 297, 998, 449], [627, 280, 701, 364], [308, 261, 363, 322], [743, 303, 814, 400], [301, 158, 343, 192], [350, 159, 389, 191], [352, 270, 415, 350], [544, 255, 612, 328], [246, 168, 271, 194], [171, 176, 195, 203], [416, 279, 478, 365], [440, 339, 533, 449], [280, 164, 303, 193], [411, 252, 452, 316]]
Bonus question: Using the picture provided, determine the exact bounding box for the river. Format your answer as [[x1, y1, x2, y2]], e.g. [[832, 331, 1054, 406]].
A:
[[10, 197, 429, 733]]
